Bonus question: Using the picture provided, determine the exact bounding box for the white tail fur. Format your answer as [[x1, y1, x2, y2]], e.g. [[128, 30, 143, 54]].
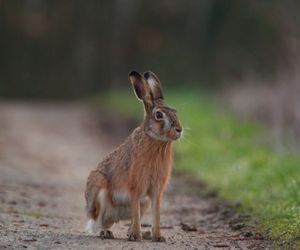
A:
[[85, 219, 96, 233], [85, 189, 107, 234]]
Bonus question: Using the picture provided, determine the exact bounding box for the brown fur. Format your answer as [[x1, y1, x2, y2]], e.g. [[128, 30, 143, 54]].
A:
[[85, 70, 182, 241]]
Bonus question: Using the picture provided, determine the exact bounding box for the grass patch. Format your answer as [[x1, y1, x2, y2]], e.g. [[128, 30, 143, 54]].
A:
[[90, 88, 300, 246]]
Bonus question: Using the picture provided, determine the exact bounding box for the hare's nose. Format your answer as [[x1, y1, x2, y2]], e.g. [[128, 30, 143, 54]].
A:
[[175, 127, 182, 133]]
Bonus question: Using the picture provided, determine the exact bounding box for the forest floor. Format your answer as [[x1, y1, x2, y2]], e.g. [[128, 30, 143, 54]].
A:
[[0, 103, 271, 249]]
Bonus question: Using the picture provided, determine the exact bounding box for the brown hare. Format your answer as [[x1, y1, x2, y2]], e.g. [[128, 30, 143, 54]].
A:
[[85, 70, 182, 242]]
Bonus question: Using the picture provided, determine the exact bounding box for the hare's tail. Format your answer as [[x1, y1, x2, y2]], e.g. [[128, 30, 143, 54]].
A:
[[85, 188, 108, 233], [85, 218, 96, 233], [85, 170, 108, 233], [85, 188, 100, 233], [85, 191, 100, 233]]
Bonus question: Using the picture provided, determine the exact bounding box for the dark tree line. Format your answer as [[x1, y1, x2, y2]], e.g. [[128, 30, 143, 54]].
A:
[[0, 0, 299, 99]]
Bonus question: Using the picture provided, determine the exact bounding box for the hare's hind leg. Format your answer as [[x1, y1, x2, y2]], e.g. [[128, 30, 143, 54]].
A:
[[85, 188, 106, 234], [85, 187, 115, 239], [96, 189, 115, 239], [99, 222, 114, 239], [86, 172, 115, 239]]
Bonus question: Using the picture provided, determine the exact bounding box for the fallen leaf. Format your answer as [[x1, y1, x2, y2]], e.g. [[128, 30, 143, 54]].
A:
[[141, 223, 151, 227], [160, 225, 174, 229], [180, 222, 198, 232], [39, 224, 49, 227]]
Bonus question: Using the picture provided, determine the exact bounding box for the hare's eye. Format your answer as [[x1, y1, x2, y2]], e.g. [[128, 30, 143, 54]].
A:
[[155, 111, 164, 120]]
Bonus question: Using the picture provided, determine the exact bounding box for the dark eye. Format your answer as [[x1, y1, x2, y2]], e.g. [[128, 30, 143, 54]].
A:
[[155, 111, 164, 120]]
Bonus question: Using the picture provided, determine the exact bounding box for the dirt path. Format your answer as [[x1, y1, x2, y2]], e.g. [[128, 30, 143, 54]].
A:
[[0, 103, 271, 249]]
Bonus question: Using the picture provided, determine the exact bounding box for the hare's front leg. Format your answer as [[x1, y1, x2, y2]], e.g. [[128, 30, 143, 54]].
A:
[[151, 191, 166, 242], [128, 196, 142, 241]]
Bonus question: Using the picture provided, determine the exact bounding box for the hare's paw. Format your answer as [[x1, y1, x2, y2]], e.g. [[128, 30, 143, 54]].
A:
[[152, 234, 166, 242], [151, 229, 166, 242], [128, 232, 142, 241], [99, 230, 114, 239], [143, 230, 166, 242]]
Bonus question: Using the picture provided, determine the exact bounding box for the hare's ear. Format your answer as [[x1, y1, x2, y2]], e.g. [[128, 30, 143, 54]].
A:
[[128, 70, 153, 107], [143, 71, 164, 102]]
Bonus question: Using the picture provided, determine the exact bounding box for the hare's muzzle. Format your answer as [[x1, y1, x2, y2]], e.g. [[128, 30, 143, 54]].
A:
[[174, 126, 183, 140], [175, 127, 182, 133]]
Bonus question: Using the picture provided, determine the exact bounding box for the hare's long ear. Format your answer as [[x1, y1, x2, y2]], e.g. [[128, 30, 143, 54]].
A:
[[128, 70, 153, 111], [143, 71, 164, 104]]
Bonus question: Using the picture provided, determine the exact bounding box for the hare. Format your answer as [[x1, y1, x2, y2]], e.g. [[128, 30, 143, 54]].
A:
[[85, 70, 182, 242]]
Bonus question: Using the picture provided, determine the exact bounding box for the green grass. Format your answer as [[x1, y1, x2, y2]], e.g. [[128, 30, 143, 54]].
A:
[[90, 89, 300, 246]]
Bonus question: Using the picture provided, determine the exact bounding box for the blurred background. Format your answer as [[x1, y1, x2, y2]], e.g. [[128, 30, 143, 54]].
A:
[[1, 0, 299, 97], [2, 0, 300, 148]]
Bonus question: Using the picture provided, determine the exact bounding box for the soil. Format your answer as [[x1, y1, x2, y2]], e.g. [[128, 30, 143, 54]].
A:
[[0, 103, 271, 249]]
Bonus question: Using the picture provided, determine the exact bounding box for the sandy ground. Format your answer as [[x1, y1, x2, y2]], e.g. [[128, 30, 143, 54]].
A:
[[0, 103, 271, 249]]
